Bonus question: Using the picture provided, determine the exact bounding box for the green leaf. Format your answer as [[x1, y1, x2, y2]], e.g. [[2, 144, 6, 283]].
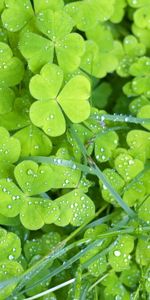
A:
[[108, 235, 134, 272], [136, 238, 150, 266], [100, 168, 125, 206], [57, 75, 91, 123], [0, 87, 15, 115], [55, 189, 95, 227], [138, 196, 150, 223], [86, 23, 113, 53], [0, 42, 24, 87], [0, 227, 21, 262], [129, 56, 150, 76], [29, 64, 91, 136], [56, 33, 85, 73], [19, 32, 54, 73], [123, 181, 145, 207], [0, 179, 23, 217], [30, 99, 66, 137], [34, 0, 64, 13], [120, 263, 140, 288], [1, 0, 33, 32], [0, 127, 21, 163], [127, 129, 150, 162], [13, 125, 52, 157], [36, 10, 74, 41], [110, 0, 126, 23], [24, 231, 61, 261], [29, 64, 63, 100], [129, 95, 150, 115], [14, 160, 54, 196], [137, 104, 150, 130], [95, 131, 119, 162], [134, 6, 150, 29], [0, 261, 23, 300], [0, 95, 31, 131], [20, 197, 60, 230], [115, 153, 144, 182]]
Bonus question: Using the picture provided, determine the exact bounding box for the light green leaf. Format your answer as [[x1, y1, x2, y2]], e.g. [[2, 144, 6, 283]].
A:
[[29, 63, 63, 100], [58, 75, 91, 123], [30, 99, 66, 137], [0, 95, 31, 131], [136, 238, 150, 266], [110, 0, 126, 23], [137, 104, 150, 130], [55, 189, 95, 227], [0, 162, 14, 180], [129, 95, 150, 115], [120, 263, 140, 288], [108, 235, 134, 272], [134, 6, 150, 29], [127, 129, 150, 161], [0, 261, 23, 300], [0, 179, 23, 217], [14, 160, 54, 196], [115, 153, 144, 182], [100, 169, 125, 206], [56, 33, 85, 73], [34, 0, 64, 13], [19, 32, 54, 73], [36, 10, 74, 41], [1, 0, 33, 32], [86, 23, 113, 52], [123, 181, 145, 207], [0, 87, 15, 114], [0, 127, 21, 163], [0, 42, 24, 87], [24, 231, 61, 261], [0, 0, 4, 12], [0, 227, 21, 262], [13, 125, 52, 157], [95, 131, 119, 162], [129, 56, 150, 76], [20, 197, 60, 230], [138, 196, 150, 223]]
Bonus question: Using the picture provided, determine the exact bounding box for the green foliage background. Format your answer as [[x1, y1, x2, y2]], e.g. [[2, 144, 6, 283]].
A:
[[0, 0, 150, 299]]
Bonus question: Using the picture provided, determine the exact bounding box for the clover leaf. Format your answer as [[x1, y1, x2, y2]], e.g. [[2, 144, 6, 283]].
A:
[[24, 231, 61, 261], [137, 104, 150, 130], [0, 95, 31, 131], [134, 6, 150, 29], [108, 234, 134, 272], [29, 63, 91, 137], [35, 10, 85, 73], [0, 42, 24, 87], [81, 40, 118, 78], [95, 131, 119, 162], [120, 263, 141, 288], [20, 197, 60, 230], [14, 125, 52, 157], [65, 0, 115, 31], [0, 261, 23, 300], [0, 127, 21, 163], [55, 189, 95, 227], [0, 179, 24, 217], [1, 0, 33, 32], [34, 0, 64, 13], [138, 196, 150, 223], [123, 180, 145, 207], [115, 153, 144, 182], [100, 168, 125, 206], [19, 32, 54, 73], [127, 129, 150, 162], [136, 238, 150, 266], [0, 227, 21, 262], [110, 0, 126, 23], [0, 87, 15, 114], [14, 160, 54, 196], [129, 95, 150, 115]]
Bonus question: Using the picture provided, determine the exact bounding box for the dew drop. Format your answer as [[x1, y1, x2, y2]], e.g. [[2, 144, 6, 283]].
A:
[[114, 250, 121, 257]]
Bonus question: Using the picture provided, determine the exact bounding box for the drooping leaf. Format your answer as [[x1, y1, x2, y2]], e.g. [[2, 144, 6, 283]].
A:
[[0, 227, 21, 262], [0, 127, 21, 163], [95, 131, 119, 162]]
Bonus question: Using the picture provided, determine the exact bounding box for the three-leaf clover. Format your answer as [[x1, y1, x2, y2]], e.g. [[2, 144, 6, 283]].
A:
[[29, 63, 91, 137], [34, 9, 85, 73]]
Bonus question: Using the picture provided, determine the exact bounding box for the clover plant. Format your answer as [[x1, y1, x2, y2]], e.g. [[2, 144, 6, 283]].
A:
[[0, 0, 150, 299]]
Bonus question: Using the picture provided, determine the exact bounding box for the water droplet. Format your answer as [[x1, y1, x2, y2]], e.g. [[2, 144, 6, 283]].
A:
[[114, 250, 121, 257], [8, 255, 14, 260]]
